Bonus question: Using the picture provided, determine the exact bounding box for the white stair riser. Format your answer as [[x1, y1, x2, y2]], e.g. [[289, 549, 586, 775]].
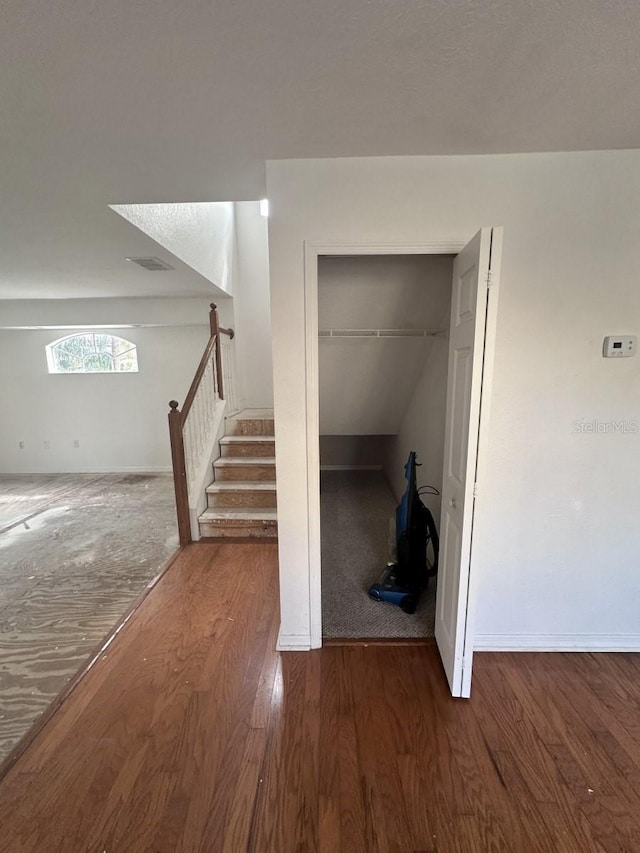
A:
[[220, 441, 275, 458]]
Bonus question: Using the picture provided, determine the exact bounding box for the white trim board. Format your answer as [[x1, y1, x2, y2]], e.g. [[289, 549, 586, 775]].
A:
[[308, 241, 462, 255], [277, 629, 312, 652], [304, 239, 467, 650], [0, 323, 209, 331], [474, 634, 640, 652], [3, 466, 173, 475], [319, 465, 382, 471]]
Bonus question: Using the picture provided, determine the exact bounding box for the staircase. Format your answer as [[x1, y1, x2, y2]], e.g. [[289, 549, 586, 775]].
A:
[[198, 410, 277, 540]]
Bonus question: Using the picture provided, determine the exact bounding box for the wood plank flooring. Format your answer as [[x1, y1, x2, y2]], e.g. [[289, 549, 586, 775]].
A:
[[1, 542, 640, 852]]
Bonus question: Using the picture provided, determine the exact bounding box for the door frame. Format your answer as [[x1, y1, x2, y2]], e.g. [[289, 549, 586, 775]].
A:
[[304, 240, 468, 649]]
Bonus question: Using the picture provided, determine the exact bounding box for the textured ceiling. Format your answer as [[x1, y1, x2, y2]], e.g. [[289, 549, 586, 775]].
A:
[[1, 0, 639, 299]]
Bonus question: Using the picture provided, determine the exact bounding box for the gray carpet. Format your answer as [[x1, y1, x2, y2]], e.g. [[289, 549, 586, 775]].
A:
[[321, 470, 436, 639], [0, 473, 178, 762]]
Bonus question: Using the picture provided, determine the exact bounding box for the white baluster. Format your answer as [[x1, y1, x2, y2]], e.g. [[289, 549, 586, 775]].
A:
[[185, 416, 195, 485]]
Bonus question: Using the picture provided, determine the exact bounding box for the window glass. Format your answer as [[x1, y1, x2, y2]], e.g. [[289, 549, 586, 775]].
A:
[[46, 333, 139, 374]]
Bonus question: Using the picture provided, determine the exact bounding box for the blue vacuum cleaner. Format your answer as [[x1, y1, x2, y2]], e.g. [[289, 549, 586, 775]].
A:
[[368, 452, 439, 614]]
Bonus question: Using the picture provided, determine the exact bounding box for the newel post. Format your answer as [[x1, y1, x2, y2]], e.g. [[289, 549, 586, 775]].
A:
[[209, 303, 225, 400], [168, 400, 191, 546]]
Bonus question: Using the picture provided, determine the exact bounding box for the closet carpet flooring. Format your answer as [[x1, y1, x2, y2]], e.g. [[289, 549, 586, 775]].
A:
[[0, 473, 178, 763], [321, 470, 436, 640]]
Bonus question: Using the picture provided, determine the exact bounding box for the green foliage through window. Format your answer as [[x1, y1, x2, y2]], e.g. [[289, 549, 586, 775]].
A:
[[46, 333, 139, 374]]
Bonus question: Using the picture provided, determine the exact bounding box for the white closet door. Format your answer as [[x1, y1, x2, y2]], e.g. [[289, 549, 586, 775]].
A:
[[435, 227, 501, 698]]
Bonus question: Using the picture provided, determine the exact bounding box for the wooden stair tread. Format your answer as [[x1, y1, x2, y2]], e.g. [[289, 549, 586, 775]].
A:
[[199, 508, 278, 521], [219, 435, 275, 444], [214, 456, 276, 466], [207, 481, 276, 492], [228, 408, 274, 418], [199, 415, 277, 537]]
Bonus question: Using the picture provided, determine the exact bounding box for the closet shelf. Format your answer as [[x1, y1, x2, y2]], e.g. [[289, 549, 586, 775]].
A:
[[319, 329, 446, 338]]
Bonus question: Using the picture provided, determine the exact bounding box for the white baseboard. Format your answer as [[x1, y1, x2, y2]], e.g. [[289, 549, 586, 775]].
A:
[[276, 627, 312, 651], [320, 465, 382, 471], [474, 633, 640, 652], [82, 466, 173, 474], [3, 467, 173, 475]]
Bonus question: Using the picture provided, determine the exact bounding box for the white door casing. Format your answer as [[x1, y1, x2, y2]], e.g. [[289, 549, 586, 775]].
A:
[[435, 227, 502, 698]]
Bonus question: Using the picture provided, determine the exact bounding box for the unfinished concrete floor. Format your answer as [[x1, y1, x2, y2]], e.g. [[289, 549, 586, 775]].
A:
[[0, 473, 178, 762]]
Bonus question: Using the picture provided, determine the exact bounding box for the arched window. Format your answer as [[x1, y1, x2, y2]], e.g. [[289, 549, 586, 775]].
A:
[[46, 333, 139, 374]]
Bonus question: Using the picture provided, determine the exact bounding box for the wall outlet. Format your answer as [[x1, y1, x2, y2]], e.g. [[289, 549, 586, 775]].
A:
[[44, 440, 51, 449], [73, 439, 80, 448]]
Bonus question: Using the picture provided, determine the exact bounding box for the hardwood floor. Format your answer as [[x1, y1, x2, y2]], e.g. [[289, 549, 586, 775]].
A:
[[1, 542, 639, 852], [0, 473, 178, 761]]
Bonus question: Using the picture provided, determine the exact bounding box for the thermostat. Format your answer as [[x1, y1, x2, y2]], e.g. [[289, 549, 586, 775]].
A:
[[603, 335, 637, 358]]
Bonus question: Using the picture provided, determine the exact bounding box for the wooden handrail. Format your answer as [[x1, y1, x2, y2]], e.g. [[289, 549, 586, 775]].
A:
[[168, 303, 235, 546], [181, 335, 217, 423], [209, 303, 222, 401]]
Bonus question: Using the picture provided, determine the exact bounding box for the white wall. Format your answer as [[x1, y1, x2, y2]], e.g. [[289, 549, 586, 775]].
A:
[[267, 150, 640, 650], [0, 297, 222, 328], [383, 322, 450, 524], [318, 255, 451, 434], [319, 434, 392, 469], [318, 255, 452, 328], [0, 302, 210, 473], [231, 201, 273, 409], [110, 202, 236, 294]]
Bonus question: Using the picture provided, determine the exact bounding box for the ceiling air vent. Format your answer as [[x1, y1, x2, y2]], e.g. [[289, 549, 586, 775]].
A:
[[126, 256, 174, 272]]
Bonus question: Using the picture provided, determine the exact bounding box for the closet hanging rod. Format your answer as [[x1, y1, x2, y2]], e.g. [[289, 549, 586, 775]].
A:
[[319, 329, 446, 338]]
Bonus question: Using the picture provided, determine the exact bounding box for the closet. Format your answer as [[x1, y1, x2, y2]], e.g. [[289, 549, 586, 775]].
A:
[[319, 253, 454, 640]]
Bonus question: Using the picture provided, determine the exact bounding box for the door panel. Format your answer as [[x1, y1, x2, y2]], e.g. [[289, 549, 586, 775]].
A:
[[435, 227, 500, 698], [439, 512, 462, 629], [455, 266, 477, 327], [448, 347, 473, 487]]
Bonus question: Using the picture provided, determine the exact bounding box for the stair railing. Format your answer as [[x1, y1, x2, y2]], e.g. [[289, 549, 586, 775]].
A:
[[219, 330, 239, 415], [168, 303, 234, 546]]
